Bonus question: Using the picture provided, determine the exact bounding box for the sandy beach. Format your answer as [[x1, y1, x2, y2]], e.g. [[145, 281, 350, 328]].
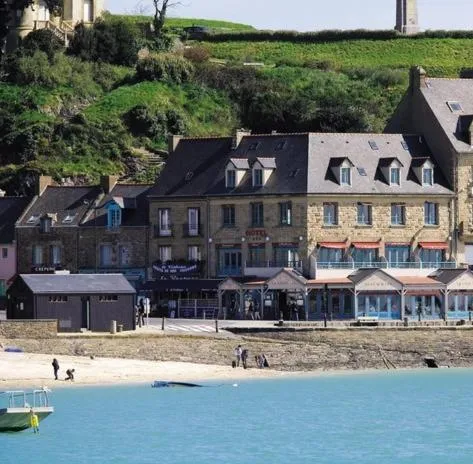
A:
[[0, 351, 299, 389]]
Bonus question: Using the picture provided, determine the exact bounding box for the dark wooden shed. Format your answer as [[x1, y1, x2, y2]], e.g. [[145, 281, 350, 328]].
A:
[[7, 274, 136, 332]]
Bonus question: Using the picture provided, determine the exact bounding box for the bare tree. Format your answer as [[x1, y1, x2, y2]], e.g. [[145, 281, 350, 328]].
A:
[[151, 0, 182, 38], [131, 0, 151, 15]]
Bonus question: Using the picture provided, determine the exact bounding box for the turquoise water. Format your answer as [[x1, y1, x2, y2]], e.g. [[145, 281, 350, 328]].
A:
[[3, 369, 473, 463]]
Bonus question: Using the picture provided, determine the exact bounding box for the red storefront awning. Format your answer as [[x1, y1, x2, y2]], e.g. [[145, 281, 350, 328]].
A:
[[352, 242, 382, 249], [418, 242, 449, 250], [318, 242, 347, 249]]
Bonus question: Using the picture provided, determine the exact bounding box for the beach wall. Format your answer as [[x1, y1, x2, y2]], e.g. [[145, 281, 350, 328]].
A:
[[0, 319, 57, 339]]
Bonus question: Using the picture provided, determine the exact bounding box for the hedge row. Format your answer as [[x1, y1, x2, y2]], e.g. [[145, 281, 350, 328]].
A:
[[200, 29, 473, 43]]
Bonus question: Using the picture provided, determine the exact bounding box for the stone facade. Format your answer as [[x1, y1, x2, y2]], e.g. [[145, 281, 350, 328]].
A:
[[395, 0, 420, 35], [307, 196, 452, 255], [6, 0, 104, 51], [0, 319, 57, 338]]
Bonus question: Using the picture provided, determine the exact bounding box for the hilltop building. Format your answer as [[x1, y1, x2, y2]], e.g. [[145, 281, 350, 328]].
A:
[[5, 0, 104, 51], [395, 0, 420, 35]]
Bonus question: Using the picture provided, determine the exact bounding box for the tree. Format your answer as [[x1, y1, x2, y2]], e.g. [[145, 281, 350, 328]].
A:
[[151, 0, 181, 40], [0, 0, 63, 55]]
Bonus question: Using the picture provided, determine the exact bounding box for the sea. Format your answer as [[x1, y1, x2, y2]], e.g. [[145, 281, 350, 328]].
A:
[[2, 369, 473, 464]]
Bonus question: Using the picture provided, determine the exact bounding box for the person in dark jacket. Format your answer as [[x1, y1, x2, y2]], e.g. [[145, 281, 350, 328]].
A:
[[65, 368, 75, 381], [52, 358, 59, 380]]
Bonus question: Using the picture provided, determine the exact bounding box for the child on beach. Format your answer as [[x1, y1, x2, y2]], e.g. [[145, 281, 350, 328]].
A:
[[234, 345, 242, 367], [65, 368, 75, 381]]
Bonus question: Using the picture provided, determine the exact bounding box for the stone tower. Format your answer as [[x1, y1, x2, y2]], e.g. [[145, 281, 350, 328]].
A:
[[395, 0, 420, 35]]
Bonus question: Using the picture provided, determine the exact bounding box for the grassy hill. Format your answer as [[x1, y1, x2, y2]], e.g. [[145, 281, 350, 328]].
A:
[[2, 15, 473, 192]]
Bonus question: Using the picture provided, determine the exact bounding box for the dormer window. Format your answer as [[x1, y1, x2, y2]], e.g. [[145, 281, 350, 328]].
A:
[[107, 203, 122, 229], [226, 169, 236, 188], [390, 167, 400, 186], [422, 167, 433, 186], [253, 168, 263, 187], [340, 167, 351, 186], [40, 216, 52, 233]]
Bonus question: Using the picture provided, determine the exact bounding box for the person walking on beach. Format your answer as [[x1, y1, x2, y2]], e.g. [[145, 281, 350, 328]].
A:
[[52, 358, 59, 380], [30, 408, 39, 433], [241, 348, 249, 369], [234, 345, 242, 367], [65, 368, 75, 381], [138, 299, 145, 327]]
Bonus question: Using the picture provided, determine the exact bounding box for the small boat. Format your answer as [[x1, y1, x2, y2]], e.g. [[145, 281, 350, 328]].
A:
[[151, 381, 202, 388], [0, 388, 54, 432]]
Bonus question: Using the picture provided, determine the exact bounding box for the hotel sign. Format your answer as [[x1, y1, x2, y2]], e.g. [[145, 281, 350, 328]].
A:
[[356, 273, 402, 292], [245, 229, 266, 241]]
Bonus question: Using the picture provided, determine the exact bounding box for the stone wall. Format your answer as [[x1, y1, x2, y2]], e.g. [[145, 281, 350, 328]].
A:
[[308, 195, 451, 257], [0, 319, 57, 339]]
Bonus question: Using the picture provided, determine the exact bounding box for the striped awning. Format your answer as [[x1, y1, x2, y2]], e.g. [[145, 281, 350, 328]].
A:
[[352, 242, 382, 249], [318, 242, 347, 249], [418, 242, 448, 250]]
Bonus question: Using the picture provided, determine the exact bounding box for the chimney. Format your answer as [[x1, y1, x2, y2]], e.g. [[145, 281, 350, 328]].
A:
[[233, 129, 251, 149], [410, 66, 426, 92], [0, 189, 5, 197], [168, 135, 182, 154], [100, 175, 119, 194], [36, 175, 53, 196]]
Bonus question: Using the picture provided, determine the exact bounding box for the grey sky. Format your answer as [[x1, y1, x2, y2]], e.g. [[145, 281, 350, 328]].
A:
[[107, 0, 473, 31]]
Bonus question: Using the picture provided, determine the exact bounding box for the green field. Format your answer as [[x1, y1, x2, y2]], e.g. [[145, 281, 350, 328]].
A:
[[203, 38, 473, 76]]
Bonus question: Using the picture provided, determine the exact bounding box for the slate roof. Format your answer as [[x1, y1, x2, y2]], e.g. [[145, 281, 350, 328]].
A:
[[0, 197, 32, 243], [19, 274, 136, 294], [82, 184, 153, 227], [149, 133, 452, 198], [18, 186, 100, 227], [429, 268, 470, 284], [420, 77, 473, 153]]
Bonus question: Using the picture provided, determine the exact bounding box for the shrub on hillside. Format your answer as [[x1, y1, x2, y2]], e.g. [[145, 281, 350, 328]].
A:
[[123, 104, 188, 140], [135, 54, 194, 84], [21, 29, 64, 62], [68, 19, 139, 66], [183, 46, 210, 63]]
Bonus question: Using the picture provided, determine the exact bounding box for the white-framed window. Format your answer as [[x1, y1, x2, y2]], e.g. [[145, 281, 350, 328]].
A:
[[323, 203, 338, 226], [253, 168, 263, 187], [226, 169, 236, 188], [424, 202, 438, 225], [158, 208, 171, 236], [100, 244, 113, 266], [188, 246, 201, 261], [188, 208, 200, 236], [391, 204, 405, 225], [357, 203, 372, 225], [422, 167, 433, 186], [390, 167, 401, 186], [119, 246, 131, 266], [222, 205, 235, 227], [159, 246, 172, 263], [40, 216, 52, 233], [279, 202, 292, 226], [32, 245, 43, 265], [341, 167, 351, 186], [50, 245, 61, 265]]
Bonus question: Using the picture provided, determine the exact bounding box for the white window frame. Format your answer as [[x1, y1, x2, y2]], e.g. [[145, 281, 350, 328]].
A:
[[32, 245, 43, 265], [357, 203, 372, 225], [50, 245, 61, 265], [391, 204, 405, 226], [390, 167, 401, 186], [188, 245, 201, 261], [158, 208, 172, 236], [226, 169, 236, 188], [340, 167, 351, 186], [188, 208, 199, 236], [422, 167, 433, 186], [253, 168, 263, 187], [159, 246, 172, 263], [323, 203, 338, 226]]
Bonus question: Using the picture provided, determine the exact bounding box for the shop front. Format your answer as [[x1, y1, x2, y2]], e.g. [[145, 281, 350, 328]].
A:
[[435, 270, 473, 320], [351, 269, 403, 319]]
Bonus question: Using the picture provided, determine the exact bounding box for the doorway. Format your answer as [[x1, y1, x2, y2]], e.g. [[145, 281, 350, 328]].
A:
[[81, 296, 90, 329]]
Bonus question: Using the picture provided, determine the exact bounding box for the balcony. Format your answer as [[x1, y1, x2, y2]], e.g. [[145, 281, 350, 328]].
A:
[[314, 259, 457, 270], [153, 224, 173, 238], [182, 223, 203, 237]]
